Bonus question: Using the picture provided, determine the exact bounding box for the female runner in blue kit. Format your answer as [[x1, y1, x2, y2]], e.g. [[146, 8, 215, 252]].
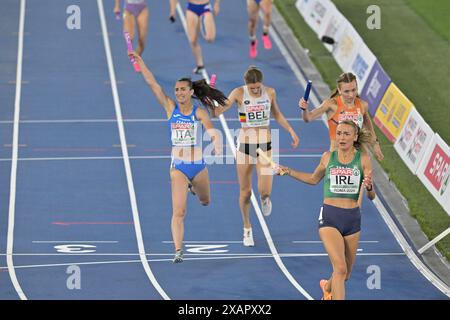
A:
[[128, 51, 228, 263]]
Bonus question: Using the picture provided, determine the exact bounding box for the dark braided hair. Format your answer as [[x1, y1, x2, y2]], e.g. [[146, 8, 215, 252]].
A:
[[177, 77, 228, 114]]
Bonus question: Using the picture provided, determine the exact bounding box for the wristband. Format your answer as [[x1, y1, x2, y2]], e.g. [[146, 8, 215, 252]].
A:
[[366, 185, 373, 192]]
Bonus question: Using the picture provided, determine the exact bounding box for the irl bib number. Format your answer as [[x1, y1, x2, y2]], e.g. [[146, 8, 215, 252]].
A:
[[329, 167, 360, 194]]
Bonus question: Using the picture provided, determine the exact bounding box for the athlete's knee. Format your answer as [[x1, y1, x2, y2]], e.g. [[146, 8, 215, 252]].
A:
[[240, 188, 252, 201], [190, 40, 199, 49], [332, 263, 348, 279], [173, 207, 186, 219], [259, 190, 270, 199]]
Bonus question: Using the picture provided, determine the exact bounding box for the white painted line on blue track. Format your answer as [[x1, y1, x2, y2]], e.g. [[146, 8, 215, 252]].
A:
[[32, 241, 119, 243], [0, 118, 316, 124], [162, 241, 244, 244], [1, 252, 407, 270], [0, 252, 406, 257], [7, 0, 27, 300], [373, 198, 450, 296], [164, 240, 380, 244], [0, 154, 323, 162], [292, 240, 379, 244], [97, 0, 169, 300]]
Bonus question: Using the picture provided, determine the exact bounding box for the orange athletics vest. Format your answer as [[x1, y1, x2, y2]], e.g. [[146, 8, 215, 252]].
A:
[[328, 96, 364, 141]]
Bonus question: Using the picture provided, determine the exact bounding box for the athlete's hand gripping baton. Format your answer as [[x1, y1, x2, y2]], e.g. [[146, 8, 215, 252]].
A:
[[123, 31, 141, 73], [256, 148, 288, 176], [209, 74, 217, 88], [303, 80, 312, 102]]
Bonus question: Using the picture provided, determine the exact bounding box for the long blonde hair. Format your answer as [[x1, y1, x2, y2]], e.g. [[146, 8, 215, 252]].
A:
[[338, 120, 372, 150]]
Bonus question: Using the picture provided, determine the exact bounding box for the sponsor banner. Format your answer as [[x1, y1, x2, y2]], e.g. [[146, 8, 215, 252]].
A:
[[350, 43, 377, 94], [295, 0, 311, 12], [394, 108, 434, 174], [332, 23, 363, 71], [295, 0, 315, 29], [417, 134, 450, 215], [360, 61, 391, 116], [320, 7, 348, 53], [374, 83, 414, 142], [298, 0, 338, 38]]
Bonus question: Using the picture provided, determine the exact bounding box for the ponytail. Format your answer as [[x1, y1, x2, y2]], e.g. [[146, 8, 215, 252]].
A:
[[355, 127, 372, 151], [177, 78, 228, 114]]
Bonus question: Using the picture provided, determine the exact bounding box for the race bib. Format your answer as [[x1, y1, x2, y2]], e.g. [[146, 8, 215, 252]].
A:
[[338, 112, 364, 128], [329, 167, 361, 194], [171, 122, 198, 146], [243, 104, 270, 127]]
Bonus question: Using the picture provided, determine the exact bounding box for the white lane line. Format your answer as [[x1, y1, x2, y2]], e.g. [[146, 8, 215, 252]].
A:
[[163, 240, 380, 244], [32, 241, 119, 243], [0, 118, 315, 124], [0, 154, 323, 162], [1, 253, 274, 256], [162, 241, 243, 244], [0, 252, 404, 256], [292, 240, 379, 243], [7, 0, 27, 300], [1, 252, 406, 270], [4, 255, 273, 270], [373, 198, 450, 296], [96, 0, 169, 300], [176, 3, 313, 301], [270, 12, 450, 298]]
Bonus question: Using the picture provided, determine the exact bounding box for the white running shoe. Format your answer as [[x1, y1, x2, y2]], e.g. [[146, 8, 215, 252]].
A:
[[243, 228, 254, 247], [261, 197, 272, 216]]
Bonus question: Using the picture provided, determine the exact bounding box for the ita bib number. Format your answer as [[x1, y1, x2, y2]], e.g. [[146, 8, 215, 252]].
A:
[[171, 122, 197, 146], [244, 104, 270, 127], [329, 167, 361, 194]]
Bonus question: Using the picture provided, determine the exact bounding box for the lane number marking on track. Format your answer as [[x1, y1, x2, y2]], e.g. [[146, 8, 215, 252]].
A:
[[54, 244, 97, 254]]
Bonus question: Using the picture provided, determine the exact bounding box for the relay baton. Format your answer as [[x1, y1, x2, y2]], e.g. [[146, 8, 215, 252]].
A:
[[209, 74, 217, 88], [256, 148, 288, 176], [303, 80, 312, 102], [123, 31, 141, 73]]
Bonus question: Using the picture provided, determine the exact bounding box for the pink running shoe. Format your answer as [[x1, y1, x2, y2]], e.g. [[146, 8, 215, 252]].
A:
[[250, 40, 258, 59], [262, 34, 272, 50]]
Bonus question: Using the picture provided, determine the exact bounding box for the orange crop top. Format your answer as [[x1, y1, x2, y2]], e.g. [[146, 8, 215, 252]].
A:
[[327, 96, 364, 141]]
